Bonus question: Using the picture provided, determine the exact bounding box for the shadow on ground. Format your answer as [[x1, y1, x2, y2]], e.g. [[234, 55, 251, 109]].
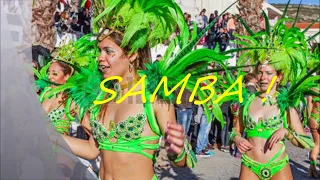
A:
[[159, 166, 200, 180], [289, 159, 317, 180]]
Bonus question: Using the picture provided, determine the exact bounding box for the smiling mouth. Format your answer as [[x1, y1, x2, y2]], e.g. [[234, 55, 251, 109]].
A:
[[98, 65, 110, 73], [260, 82, 269, 86]]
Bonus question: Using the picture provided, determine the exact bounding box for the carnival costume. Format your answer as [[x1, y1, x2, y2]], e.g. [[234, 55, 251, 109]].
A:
[[34, 34, 99, 135], [44, 1, 245, 178], [229, 1, 319, 179]]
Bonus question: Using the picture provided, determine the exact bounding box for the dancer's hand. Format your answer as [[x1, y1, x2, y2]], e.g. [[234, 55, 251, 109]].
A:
[[234, 136, 253, 154], [164, 122, 185, 156], [268, 127, 289, 150]]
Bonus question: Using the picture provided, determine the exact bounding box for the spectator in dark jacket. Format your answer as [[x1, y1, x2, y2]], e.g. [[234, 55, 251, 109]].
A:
[[216, 28, 230, 52]]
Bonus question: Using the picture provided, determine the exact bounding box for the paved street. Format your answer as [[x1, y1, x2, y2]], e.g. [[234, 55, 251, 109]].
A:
[[159, 142, 319, 180]]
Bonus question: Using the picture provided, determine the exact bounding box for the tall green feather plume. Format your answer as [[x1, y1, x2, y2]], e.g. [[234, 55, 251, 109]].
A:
[[37, 34, 99, 103], [234, 0, 319, 127], [292, 0, 302, 27], [236, 7, 310, 85], [93, 0, 187, 54], [137, 2, 240, 127]]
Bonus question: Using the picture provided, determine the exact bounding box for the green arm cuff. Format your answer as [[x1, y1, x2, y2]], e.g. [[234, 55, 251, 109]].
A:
[[185, 140, 197, 168], [169, 139, 197, 168], [310, 160, 317, 165], [289, 129, 315, 149], [230, 128, 240, 142]]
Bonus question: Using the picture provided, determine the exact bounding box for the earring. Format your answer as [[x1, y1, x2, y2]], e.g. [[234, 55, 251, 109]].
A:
[[129, 64, 133, 73]]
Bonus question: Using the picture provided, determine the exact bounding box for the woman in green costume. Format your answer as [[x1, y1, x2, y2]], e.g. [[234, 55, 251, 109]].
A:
[[36, 34, 98, 135], [308, 88, 320, 178], [35, 34, 100, 178], [232, 62, 312, 180], [230, 1, 319, 179], [39, 59, 75, 135], [48, 0, 243, 179], [51, 1, 199, 179], [308, 45, 320, 178]]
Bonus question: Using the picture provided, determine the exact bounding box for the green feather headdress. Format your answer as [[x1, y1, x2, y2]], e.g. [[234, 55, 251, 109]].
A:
[[235, 0, 320, 86], [34, 34, 99, 91], [138, 1, 240, 126], [92, 0, 186, 54], [53, 34, 99, 67], [236, 0, 320, 116]]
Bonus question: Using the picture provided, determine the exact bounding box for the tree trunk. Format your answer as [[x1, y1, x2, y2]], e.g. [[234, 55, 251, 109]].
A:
[[236, 0, 263, 35], [236, 0, 263, 71], [32, 0, 59, 52]]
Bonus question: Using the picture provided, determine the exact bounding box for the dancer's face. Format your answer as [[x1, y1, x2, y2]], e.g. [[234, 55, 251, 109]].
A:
[[48, 62, 70, 86], [98, 37, 137, 79], [257, 64, 282, 93]]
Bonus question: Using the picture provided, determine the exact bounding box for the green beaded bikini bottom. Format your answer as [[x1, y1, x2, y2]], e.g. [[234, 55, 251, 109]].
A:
[[241, 142, 289, 180]]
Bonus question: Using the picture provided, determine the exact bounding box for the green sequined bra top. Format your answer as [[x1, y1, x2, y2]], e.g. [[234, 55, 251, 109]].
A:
[[40, 87, 72, 135], [90, 110, 161, 160], [243, 94, 288, 139]]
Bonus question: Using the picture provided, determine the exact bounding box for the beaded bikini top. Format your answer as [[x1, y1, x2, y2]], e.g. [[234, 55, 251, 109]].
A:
[[48, 108, 65, 123], [90, 113, 147, 142], [90, 103, 161, 160], [243, 94, 288, 139]]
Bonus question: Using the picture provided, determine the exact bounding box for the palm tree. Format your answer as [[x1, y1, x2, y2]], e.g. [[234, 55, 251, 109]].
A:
[[235, 0, 264, 71], [32, 0, 59, 67], [236, 0, 264, 35]]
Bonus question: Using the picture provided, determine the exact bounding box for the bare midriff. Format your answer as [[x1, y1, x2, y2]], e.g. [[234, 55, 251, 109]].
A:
[[246, 137, 287, 164], [99, 144, 157, 180]]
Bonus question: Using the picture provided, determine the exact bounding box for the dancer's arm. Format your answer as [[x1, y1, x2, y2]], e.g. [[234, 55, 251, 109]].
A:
[[268, 108, 313, 149], [286, 108, 307, 148], [50, 112, 99, 160], [59, 134, 100, 160], [307, 96, 313, 118], [232, 108, 253, 153], [154, 99, 186, 167], [234, 107, 244, 135]]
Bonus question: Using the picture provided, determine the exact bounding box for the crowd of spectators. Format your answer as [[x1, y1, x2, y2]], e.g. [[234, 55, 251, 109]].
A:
[[184, 9, 237, 53], [54, 0, 92, 46], [172, 9, 261, 158]]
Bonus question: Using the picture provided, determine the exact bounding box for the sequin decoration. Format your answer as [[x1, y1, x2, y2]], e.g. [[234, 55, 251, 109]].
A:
[[246, 115, 284, 130], [48, 108, 65, 123], [90, 113, 147, 142]]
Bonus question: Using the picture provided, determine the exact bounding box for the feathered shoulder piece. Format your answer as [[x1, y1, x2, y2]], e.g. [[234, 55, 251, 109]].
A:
[[92, 0, 187, 54]]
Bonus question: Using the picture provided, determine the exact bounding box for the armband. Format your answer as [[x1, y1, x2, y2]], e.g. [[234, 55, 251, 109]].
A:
[[168, 139, 197, 168], [230, 128, 240, 142], [288, 129, 315, 149]]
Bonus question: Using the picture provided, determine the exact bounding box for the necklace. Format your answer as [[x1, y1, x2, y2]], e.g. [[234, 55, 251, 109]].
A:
[[120, 78, 140, 90], [113, 78, 140, 101], [259, 92, 279, 106]]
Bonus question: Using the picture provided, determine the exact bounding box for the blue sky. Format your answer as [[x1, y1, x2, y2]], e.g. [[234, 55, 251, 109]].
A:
[[268, 0, 319, 5]]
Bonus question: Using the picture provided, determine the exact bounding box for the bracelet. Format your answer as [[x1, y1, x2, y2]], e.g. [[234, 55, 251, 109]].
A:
[[168, 139, 197, 168], [230, 128, 240, 142], [310, 160, 317, 165], [173, 147, 186, 163], [168, 140, 187, 163], [285, 129, 294, 141]]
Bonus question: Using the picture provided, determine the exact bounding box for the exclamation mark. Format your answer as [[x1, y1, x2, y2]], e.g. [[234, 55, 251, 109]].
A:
[[262, 76, 278, 103]]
